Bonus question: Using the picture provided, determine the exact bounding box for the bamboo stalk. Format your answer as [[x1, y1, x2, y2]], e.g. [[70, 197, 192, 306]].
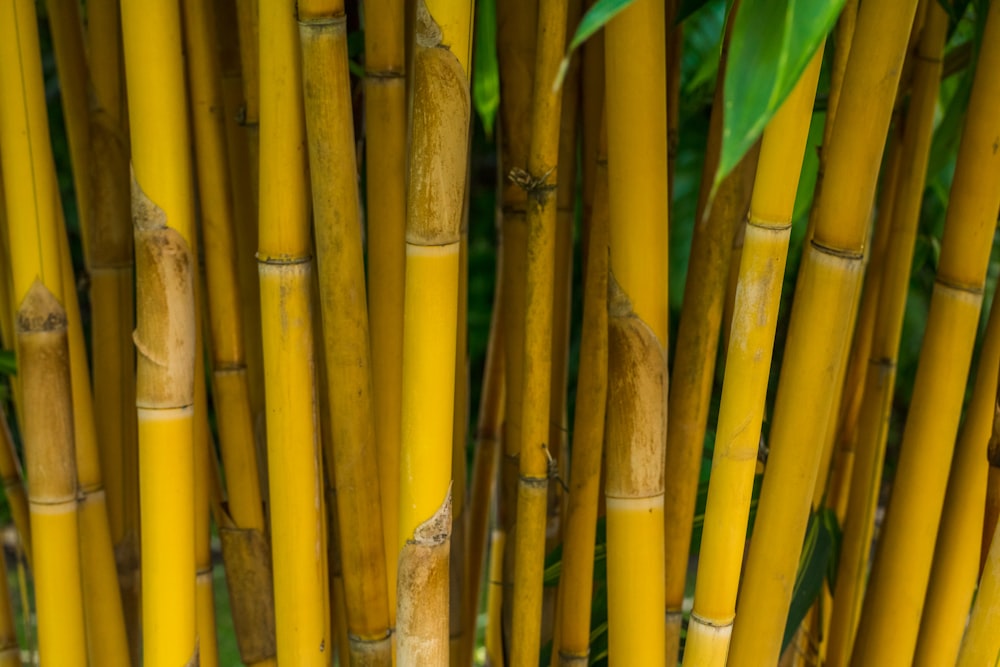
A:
[[16, 284, 88, 665], [850, 3, 1000, 661], [681, 47, 824, 667], [397, 2, 472, 663], [913, 281, 1000, 666], [182, 0, 277, 661], [300, 1, 395, 662], [725, 0, 919, 661], [508, 0, 569, 662], [365, 0, 408, 619], [451, 226, 470, 665], [824, 10, 948, 664], [257, 0, 329, 662], [86, 0, 127, 130], [555, 111, 609, 667], [0, 411, 29, 564], [956, 491, 1000, 665], [0, 539, 19, 667], [605, 280, 667, 666]]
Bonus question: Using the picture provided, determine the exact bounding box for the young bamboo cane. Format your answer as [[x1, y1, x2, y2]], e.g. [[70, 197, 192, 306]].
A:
[[257, 0, 329, 662], [554, 112, 609, 667], [507, 0, 569, 662], [299, 1, 394, 662], [182, 0, 277, 662], [913, 287, 1000, 666], [850, 3, 1000, 661], [398, 2, 472, 663], [725, 0, 919, 662], [16, 285, 88, 665], [681, 48, 824, 667], [365, 0, 408, 616], [605, 280, 667, 666], [824, 10, 948, 664], [956, 499, 1000, 665]]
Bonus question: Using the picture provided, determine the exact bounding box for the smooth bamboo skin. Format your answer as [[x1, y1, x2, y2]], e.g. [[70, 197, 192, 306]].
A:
[[604, 0, 669, 348], [485, 530, 506, 666], [398, 3, 471, 663], [957, 518, 1000, 666], [450, 230, 470, 666], [17, 285, 88, 666], [46, 0, 93, 265], [605, 285, 667, 667], [913, 287, 1000, 666], [988, 446, 1000, 569], [508, 0, 568, 663], [683, 48, 824, 667], [460, 256, 506, 667], [258, 0, 329, 663], [183, 1, 277, 662], [555, 115, 609, 667], [825, 10, 948, 665], [851, 6, 1000, 662], [86, 0, 126, 129], [365, 0, 407, 616], [727, 1, 918, 661], [299, 4, 394, 662]]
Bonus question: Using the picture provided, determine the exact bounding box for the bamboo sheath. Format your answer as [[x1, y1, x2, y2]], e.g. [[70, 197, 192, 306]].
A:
[[726, 0, 919, 662], [555, 113, 609, 667], [364, 0, 408, 618], [398, 2, 472, 664], [824, 9, 948, 664], [17, 285, 88, 666], [257, 0, 329, 663], [508, 0, 569, 662], [851, 4, 1000, 662], [914, 283, 1000, 666], [605, 282, 667, 667], [681, 48, 824, 667], [300, 3, 395, 662]]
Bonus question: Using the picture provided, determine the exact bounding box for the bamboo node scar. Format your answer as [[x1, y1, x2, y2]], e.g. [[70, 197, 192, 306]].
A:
[[509, 167, 557, 205]]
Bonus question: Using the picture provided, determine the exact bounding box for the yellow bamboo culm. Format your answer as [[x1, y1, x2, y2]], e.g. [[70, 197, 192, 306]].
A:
[[824, 7, 949, 664], [16, 285, 88, 665], [725, 0, 919, 662], [507, 0, 568, 662], [850, 3, 1000, 662], [913, 284, 1000, 665], [257, 0, 329, 663], [132, 181, 199, 667], [555, 112, 609, 667], [364, 0, 408, 618], [605, 280, 667, 667], [397, 2, 472, 663], [299, 1, 394, 662], [182, 0, 277, 662], [682, 46, 824, 667]]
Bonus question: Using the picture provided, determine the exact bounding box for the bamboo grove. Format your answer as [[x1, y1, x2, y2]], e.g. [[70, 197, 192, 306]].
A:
[[0, 0, 999, 664]]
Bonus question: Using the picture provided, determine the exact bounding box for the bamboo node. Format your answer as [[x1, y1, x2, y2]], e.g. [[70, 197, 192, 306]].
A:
[[508, 167, 557, 205]]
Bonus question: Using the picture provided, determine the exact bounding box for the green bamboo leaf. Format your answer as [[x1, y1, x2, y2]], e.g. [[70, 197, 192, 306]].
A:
[[781, 508, 839, 653], [0, 350, 15, 376], [716, 0, 845, 192], [473, 0, 500, 139], [554, 0, 637, 89]]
